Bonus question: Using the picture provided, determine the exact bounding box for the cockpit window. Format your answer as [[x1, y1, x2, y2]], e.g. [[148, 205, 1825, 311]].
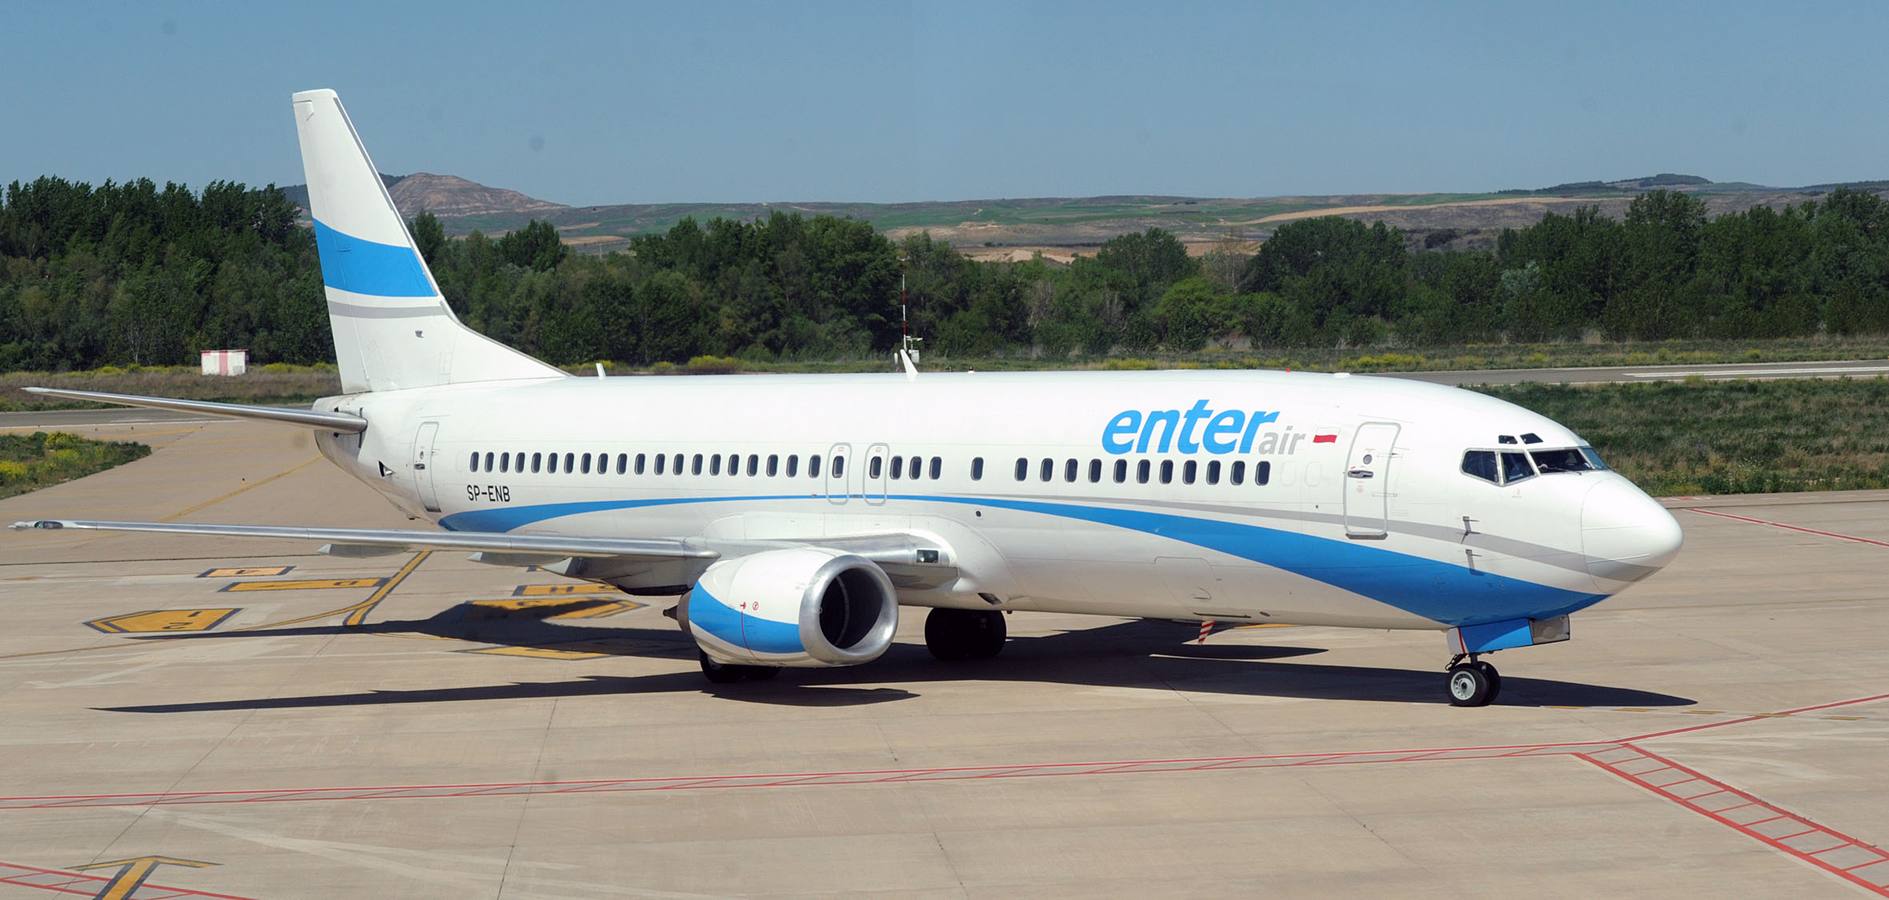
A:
[[1530, 447, 1593, 474], [1500, 451, 1535, 484], [1461, 450, 1499, 484], [1579, 446, 1609, 471]]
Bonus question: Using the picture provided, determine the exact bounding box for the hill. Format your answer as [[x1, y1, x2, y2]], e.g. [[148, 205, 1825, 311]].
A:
[[279, 172, 566, 222], [284, 170, 1889, 258]]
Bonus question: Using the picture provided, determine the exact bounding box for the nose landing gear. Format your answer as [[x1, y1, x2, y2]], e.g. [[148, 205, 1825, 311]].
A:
[[1445, 655, 1501, 707]]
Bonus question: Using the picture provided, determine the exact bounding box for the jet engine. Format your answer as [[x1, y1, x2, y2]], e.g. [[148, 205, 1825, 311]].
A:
[[680, 548, 899, 667]]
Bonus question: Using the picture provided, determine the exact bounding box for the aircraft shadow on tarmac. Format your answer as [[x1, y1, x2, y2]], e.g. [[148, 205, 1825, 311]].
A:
[[108, 604, 1695, 714]]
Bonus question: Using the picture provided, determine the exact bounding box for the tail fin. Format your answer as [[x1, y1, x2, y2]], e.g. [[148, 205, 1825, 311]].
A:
[[291, 89, 563, 393]]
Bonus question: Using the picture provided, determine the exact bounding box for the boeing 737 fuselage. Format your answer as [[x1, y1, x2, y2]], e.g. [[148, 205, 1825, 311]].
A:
[[13, 90, 1684, 706]]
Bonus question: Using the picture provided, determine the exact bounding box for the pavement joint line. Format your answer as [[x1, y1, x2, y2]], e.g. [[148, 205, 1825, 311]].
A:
[[157, 455, 323, 524]]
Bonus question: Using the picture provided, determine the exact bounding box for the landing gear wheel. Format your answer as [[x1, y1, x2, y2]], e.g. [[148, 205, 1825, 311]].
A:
[[698, 651, 780, 684], [1446, 662, 1496, 707], [925, 608, 1007, 661], [1472, 660, 1502, 703]]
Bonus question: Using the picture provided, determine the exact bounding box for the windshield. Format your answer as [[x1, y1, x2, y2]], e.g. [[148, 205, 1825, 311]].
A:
[[1530, 447, 1594, 474]]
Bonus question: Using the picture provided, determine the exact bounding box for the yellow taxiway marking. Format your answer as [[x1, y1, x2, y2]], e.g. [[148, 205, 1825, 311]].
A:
[[72, 855, 217, 900], [463, 637, 683, 661], [464, 597, 643, 621], [232, 551, 432, 631], [466, 644, 611, 661], [198, 565, 292, 578], [221, 577, 386, 592], [85, 608, 239, 634], [512, 582, 622, 597], [159, 455, 322, 522]]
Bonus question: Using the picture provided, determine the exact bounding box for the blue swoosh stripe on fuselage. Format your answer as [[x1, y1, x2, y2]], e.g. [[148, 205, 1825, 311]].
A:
[[438, 494, 1605, 627], [312, 219, 436, 298], [690, 583, 804, 654]]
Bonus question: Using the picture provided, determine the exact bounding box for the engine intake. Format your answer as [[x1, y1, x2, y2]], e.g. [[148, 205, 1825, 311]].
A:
[[681, 548, 898, 667]]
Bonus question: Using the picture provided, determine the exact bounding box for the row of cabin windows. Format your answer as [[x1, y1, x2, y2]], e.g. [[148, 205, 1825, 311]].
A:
[[468, 448, 1270, 488], [1013, 456, 1271, 487], [470, 450, 844, 480]]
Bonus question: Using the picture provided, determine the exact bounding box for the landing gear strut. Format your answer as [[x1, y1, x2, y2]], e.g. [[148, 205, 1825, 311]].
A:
[[1445, 654, 1501, 707], [925, 608, 1007, 661], [698, 651, 780, 684]]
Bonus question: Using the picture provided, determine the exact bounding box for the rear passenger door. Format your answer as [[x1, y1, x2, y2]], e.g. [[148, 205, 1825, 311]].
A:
[[824, 443, 851, 505]]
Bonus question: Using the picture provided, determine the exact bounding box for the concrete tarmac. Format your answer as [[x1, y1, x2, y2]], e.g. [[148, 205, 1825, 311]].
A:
[[1, 421, 1886, 898]]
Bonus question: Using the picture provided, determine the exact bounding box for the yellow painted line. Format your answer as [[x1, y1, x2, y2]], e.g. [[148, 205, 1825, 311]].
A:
[[198, 565, 293, 578], [222, 577, 386, 592], [512, 582, 621, 597], [159, 455, 322, 522], [85, 608, 240, 634], [73, 855, 217, 900], [464, 597, 643, 621], [344, 551, 432, 627], [462, 637, 681, 660]]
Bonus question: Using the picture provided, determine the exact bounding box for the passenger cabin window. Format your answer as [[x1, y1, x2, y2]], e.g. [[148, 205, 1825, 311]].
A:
[[806, 455, 819, 478], [1206, 460, 1220, 485], [872, 456, 885, 480], [1159, 460, 1174, 484], [1500, 451, 1535, 484], [691, 454, 703, 476], [1230, 460, 1245, 485], [563, 452, 575, 473], [1462, 450, 1498, 484], [547, 453, 559, 474], [786, 455, 798, 477], [889, 456, 902, 479], [971, 458, 984, 481], [532, 452, 542, 473], [654, 454, 665, 475], [1255, 461, 1271, 485], [499, 453, 509, 474], [908, 456, 921, 479], [1182, 460, 1197, 484], [484, 452, 495, 472], [832, 455, 844, 477], [1113, 459, 1127, 483], [1088, 459, 1102, 483], [469, 452, 480, 472], [1064, 458, 1078, 482], [1015, 458, 1028, 481], [671, 453, 682, 475], [747, 454, 759, 476], [1137, 460, 1151, 484], [1040, 458, 1054, 482], [929, 457, 941, 479], [635, 453, 646, 475], [767, 454, 779, 477], [710, 455, 722, 476]]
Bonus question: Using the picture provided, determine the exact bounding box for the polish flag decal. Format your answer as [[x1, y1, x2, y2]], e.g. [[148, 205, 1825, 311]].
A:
[[1312, 433, 1338, 444]]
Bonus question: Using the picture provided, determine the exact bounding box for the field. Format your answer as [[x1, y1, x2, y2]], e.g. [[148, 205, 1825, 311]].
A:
[[1477, 379, 1889, 495], [0, 431, 150, 500]]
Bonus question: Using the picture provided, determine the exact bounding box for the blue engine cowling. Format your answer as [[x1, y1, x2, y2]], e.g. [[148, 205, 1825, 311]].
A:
[[680, 547, 899, 667]]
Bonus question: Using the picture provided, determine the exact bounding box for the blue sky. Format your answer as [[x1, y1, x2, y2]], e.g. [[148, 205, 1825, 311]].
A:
[[8, 1, 1887, 204]]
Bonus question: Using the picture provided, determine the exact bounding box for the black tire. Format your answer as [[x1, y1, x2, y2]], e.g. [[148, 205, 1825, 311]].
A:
[[1446, 662, 1494, 707], [925, 608, 972, 661], [966, 609, 1007, 659], [743, 665, 781, 681], [699, 651, 746, 685], [1473, 660, 1502, 703]]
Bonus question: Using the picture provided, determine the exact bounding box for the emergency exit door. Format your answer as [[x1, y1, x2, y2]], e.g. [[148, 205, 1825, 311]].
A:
[[412, 421, 441, 513]]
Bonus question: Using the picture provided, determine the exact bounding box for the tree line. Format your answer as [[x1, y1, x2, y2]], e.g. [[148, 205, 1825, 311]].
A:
[[5, 174, 1889, 371]]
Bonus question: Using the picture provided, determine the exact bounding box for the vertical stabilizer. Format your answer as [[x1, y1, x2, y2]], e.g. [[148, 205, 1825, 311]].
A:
[[291, 89, 563, 393]]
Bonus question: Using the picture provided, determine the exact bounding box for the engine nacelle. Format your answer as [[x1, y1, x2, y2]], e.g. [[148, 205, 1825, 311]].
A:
[[680, 548, 899, 667]]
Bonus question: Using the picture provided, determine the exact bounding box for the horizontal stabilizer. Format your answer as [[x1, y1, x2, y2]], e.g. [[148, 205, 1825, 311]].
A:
[[22, 387, 367, 433], [10, 519, 717, 561]]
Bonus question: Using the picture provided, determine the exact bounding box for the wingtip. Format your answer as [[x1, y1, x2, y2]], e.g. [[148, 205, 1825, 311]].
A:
[[10, 520, 60, 530], [20, 386, 49, 395]]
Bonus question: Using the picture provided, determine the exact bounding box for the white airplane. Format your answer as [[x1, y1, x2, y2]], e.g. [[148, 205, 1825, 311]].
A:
[[12, 89, 1684, 706]]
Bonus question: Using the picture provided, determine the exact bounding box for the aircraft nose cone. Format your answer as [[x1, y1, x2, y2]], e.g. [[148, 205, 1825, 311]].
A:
[[1582, 477, 1684, 586]]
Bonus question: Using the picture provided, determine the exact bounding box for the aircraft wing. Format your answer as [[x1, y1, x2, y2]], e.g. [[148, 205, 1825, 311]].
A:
[[19, 387, 367, 432], [9, 519, 715, 562]]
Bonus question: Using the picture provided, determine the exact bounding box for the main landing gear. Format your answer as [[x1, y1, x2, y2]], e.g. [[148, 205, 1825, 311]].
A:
[[698, 651, 781, 684], [1445, 655, 1502, 707], [925, 608, 1007, 661]]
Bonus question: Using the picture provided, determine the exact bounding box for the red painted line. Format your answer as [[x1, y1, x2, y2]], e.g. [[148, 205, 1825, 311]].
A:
[[1686, 507, 1889, 549], [1622, 692, 1889, 742], [1583, 746, 1889, 897]]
